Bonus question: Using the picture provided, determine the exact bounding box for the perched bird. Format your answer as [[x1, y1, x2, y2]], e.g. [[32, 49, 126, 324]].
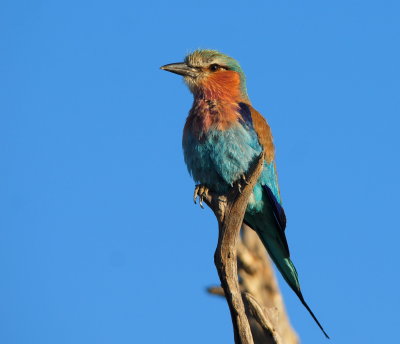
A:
[[161, 49, 328, 338]]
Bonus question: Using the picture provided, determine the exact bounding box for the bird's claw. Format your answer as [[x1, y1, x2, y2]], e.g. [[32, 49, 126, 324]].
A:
[[193, 184, 209, 209], [236, 174, 249, 194]]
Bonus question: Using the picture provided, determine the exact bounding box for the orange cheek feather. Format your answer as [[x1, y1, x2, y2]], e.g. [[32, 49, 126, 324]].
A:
[[200, 70, 243, 102], [187, 71, 247, 135]]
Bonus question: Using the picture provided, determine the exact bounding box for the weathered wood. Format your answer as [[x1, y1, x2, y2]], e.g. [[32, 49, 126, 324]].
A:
[[207, 227, 299, 344], [239, 227, 299, 344], [202, 151, 298, 344], [203, 152, 265, 344]]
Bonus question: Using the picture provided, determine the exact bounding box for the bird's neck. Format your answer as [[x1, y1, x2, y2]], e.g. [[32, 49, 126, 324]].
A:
[[185, 71, 250, 138], [185, 97, 243, 139], [194, 70, 248, 103]]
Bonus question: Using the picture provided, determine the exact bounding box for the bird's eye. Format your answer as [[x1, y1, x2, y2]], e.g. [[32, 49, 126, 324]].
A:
[[209, 64, 221, 72]]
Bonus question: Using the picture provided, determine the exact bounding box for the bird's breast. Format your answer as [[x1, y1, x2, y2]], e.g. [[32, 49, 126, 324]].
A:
[[185, 99, 241, 138], [182, 119, 262, 193]]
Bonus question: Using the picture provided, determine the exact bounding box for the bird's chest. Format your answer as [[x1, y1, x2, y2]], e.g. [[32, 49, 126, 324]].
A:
[[183, 122, 262, 191]]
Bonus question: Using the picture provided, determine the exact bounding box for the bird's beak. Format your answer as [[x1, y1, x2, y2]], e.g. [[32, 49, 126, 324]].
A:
[[160, 62, 198, 78]]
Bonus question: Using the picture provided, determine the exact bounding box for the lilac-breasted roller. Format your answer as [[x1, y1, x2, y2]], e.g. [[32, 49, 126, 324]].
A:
[[161, 49, 328, 338]]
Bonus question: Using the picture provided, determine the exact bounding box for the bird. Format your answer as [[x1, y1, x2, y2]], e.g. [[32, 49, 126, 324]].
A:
[[161, 49, 329, 338]]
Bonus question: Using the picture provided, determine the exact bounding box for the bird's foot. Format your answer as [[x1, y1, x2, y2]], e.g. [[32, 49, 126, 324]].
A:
[[236, 174, 249, 194], [240, 174, 249, 185], [193, 184, 210, 209]]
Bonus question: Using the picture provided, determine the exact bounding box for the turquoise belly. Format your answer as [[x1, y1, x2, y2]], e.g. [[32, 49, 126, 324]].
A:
[[182, 124, 281, 213]]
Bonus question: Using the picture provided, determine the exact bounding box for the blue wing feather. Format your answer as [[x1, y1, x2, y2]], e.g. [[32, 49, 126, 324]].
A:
[[238, 102, 253, 129], [262, 184, 287, 231]]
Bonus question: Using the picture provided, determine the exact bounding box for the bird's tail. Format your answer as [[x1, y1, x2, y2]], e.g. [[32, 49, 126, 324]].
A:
[[245, 209, 329, 339], [296, 287, 330, 339], [270, 252, 330, 339]]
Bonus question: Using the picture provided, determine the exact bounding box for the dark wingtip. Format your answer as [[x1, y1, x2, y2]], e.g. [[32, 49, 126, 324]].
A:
[[297, 292, 330, 339]]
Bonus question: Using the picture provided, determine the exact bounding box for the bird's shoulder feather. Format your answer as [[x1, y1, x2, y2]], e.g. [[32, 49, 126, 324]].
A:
[[238, 103, 275, 163]]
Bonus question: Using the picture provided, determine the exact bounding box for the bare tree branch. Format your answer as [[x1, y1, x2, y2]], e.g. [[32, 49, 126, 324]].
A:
[[202, 152, 265, 344], [239, 227, 298, 344], [202, 152, 298, 344], [243, 292, 282, 344]]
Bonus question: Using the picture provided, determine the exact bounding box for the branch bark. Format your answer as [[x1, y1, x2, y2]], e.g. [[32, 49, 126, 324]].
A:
[[202, 152, 298, 344], [239, 226, 298, 344], [203, 152, 265, 344]]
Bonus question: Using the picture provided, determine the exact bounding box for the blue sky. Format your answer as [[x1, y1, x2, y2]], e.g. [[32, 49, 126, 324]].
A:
[[1, 1, 399, 343]]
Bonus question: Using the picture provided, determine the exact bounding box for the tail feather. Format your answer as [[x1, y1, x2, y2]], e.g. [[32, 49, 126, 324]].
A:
[[296, 290, 330, 339], [263, 239, 330, 339], [244, 205, 329, 339]]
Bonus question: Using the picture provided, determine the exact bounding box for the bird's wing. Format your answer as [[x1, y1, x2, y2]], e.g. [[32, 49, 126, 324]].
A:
[[238, 102, 287, 233], [238, 103, 275, 163], [239, 103, 329, 338]]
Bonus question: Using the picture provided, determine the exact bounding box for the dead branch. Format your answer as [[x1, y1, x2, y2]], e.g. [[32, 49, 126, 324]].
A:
[[239, 226, 298, 344], [243, 292, 282, 344], [202, 152, 298, 344], [202, 152, 265, 344]]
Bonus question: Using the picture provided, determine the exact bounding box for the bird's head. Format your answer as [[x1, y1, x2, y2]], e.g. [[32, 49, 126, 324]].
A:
[[161, 49, 248, 102]]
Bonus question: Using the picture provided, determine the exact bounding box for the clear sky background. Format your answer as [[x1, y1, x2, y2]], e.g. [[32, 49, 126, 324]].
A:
[[1, 1, 399, 343]]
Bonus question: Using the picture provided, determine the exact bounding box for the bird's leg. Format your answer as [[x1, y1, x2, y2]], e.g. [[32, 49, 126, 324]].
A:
[[193, 184, 210, 209]]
